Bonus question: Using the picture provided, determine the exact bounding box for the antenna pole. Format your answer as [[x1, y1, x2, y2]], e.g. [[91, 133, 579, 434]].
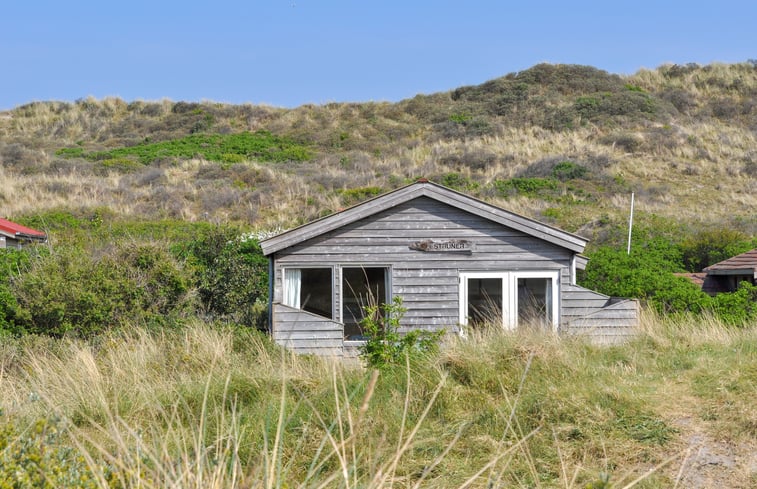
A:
[[627, 192, 635, 255]]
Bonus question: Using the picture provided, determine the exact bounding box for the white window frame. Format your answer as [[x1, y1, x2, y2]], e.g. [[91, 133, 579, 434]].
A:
[[459, 270, 559, 330]]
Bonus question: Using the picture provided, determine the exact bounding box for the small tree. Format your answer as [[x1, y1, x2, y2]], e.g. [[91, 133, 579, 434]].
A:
[[359, 296, 443, 369]]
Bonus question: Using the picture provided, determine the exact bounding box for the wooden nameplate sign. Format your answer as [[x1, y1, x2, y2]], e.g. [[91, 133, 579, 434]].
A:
[[409, 239, 473, 253]]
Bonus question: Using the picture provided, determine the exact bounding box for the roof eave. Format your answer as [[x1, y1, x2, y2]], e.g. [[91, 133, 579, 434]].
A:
[[704, 268, 757, 276], [16, 232, 47, 242]]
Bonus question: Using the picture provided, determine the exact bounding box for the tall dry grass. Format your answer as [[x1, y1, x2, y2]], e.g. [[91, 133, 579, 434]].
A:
[[3, 315, 755, 487]]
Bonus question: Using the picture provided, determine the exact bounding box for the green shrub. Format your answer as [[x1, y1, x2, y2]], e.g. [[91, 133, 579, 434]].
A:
[[359, 296, 443, 369], [679, 229, 755, 272], [448, 112, 472, 124], [711, 282, 757, 325], [0, 417, 98, 489], [493, 177, 558, 197], [186, 227, 268, 328], [0, 248, 39, 335], [551, 160, 588, 181], [53, 147, 85, 159], [339, 186, 383, 204], [11, 243, 193, 337], [116, 243, 194, 319], [580, 236, 712, 315], [440, 172, 479, 191], [573, 91, 657, 122]]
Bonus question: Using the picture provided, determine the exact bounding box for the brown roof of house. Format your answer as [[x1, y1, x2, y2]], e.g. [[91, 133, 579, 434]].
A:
[[703, 249, 757, 275], [675, 272, 706, 287]]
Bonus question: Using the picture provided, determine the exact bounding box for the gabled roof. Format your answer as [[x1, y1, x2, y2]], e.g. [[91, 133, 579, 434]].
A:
[[703, 249, 757, 277], [0, 218, 46, 241], [260, 180, 588, 256]]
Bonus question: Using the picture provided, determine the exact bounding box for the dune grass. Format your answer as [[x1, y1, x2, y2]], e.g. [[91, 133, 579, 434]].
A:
[[1, 314, 755, 487]]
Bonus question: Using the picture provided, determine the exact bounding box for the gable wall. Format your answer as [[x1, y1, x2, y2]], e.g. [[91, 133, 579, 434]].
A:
[[271, 197, 574, 351]]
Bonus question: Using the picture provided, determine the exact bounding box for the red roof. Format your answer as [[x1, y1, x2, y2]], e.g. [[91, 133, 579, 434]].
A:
[[703, 249, 757, 274], [0, 218, 46, 239]]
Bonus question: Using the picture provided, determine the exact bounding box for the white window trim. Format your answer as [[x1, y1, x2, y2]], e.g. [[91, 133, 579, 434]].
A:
[[459, 270, 559, 331]]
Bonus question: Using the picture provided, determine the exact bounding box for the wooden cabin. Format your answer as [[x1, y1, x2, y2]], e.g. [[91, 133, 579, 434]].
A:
[[0, 218, 47, 249], [260, 181, 638, 356]]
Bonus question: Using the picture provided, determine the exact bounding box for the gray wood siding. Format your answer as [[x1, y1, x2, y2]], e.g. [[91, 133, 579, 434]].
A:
[[261, 182, 587, 255], [561, 284, 639, 343], [272, 303, 344, 355], [272, 197, 574, 345]]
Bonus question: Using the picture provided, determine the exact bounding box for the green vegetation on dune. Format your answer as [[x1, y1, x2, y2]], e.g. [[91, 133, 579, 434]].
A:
[[56, 130, 313, 166], [3, 62, 757, 231]]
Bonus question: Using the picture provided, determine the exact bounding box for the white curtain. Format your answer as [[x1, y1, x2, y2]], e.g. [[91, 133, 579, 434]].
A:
[[283, 268, 302, 309]]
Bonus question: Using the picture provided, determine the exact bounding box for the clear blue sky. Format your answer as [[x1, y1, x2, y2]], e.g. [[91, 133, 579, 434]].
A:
[[1, 1, 755, 111]]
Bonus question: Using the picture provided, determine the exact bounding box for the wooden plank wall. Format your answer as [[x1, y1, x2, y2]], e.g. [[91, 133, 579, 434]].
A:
[[562, 284, 639, 344], [272, 303, 344, 355]]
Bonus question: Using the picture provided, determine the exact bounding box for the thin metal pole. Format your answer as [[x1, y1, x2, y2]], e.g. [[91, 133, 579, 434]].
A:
[[627, 192, 635, 255]]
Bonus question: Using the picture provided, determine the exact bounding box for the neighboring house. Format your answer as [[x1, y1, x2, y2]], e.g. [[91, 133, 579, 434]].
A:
[[685, 249, 757, 295], [0, 218, 47, 249], [260, 180, 638, 356]]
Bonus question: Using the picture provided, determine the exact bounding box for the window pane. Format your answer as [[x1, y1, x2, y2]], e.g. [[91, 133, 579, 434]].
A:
[[284, 268, 333, 319], [342, 267, 387, 340], [467, 278, 502, 326], [517, 277, 551, 328], [300, 268, 333, 319]]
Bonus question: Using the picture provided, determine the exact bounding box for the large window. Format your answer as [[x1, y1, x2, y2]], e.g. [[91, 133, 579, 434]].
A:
[[283, 267, 333, 319], [282, 265, 390, 340], [342, 267, 389, 340], [459, 271, 558, 330]]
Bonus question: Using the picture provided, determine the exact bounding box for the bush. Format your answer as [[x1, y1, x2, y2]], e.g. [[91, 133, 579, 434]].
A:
[[711, 282, 757, 325], [116, 243, 194, 319], [0, 417, 99, 488], [359, 296, 443, 369], [10, 243, 193, 337], [551, 160, 588, 181], [599, 132, 643, 153], [440, 172, 479, 191], [580, 237, 712, 315], [186, 227, 268, 329], [493, 177, 558, 197], [56, 131, 313, 165], [0, 249, 38, 335], [339, 186, 383, 205], [11, 248, 134, 337], [679, 229, 755, 272]]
